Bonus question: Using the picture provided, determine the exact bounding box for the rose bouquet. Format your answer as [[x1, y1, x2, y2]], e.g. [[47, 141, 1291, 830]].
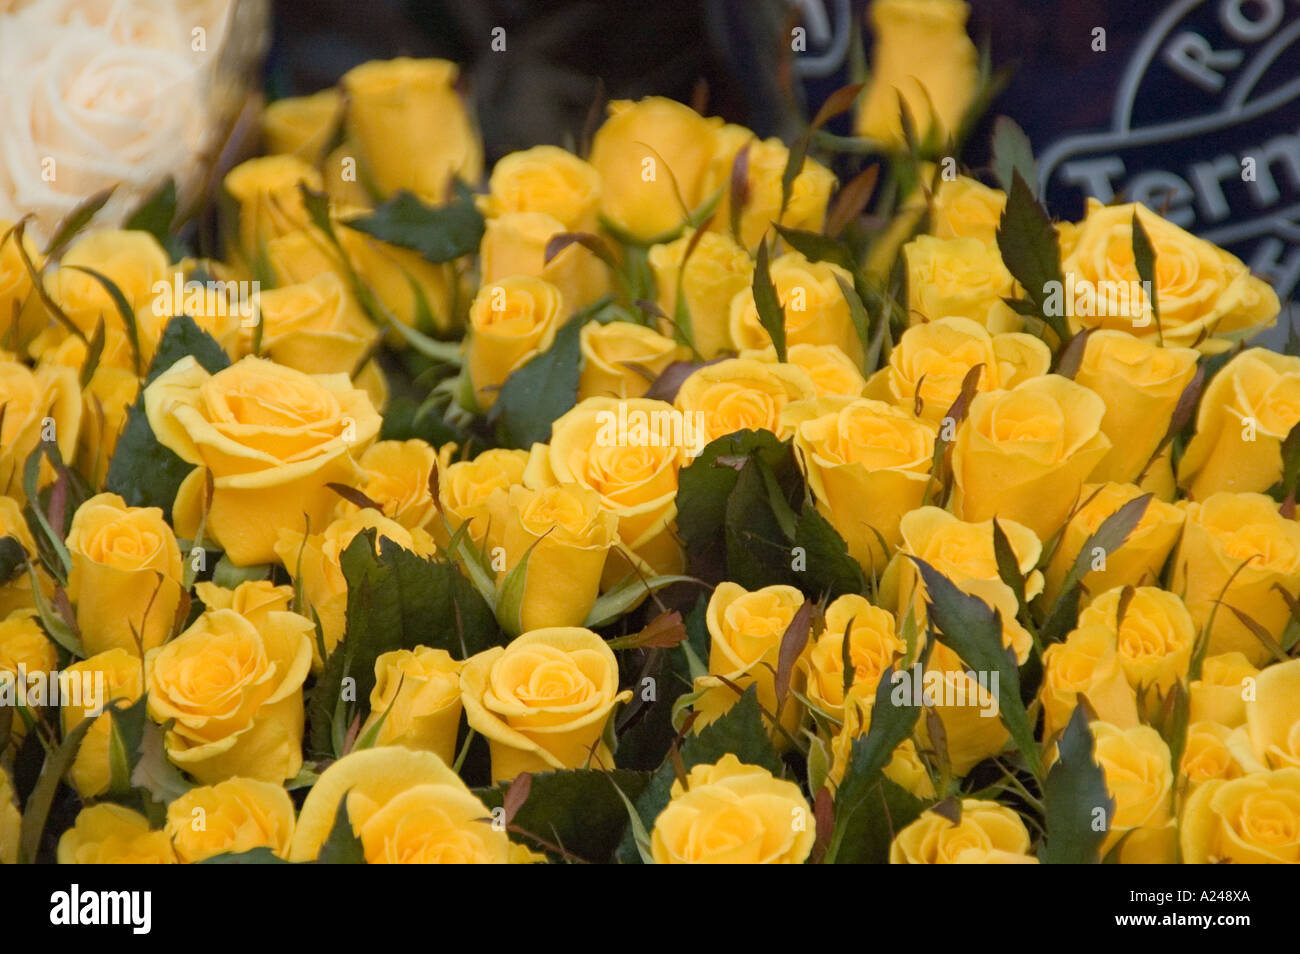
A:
[[1, 0, 1299, 867]]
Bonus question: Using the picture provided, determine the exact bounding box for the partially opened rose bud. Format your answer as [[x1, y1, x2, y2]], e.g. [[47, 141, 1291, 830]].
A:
[[480, 145, 602, 233], [903, 236, 1021, 333], [466, 276, 564, 411], [1180, 721, 1246, 789], [1090, 722, 1173, 857], [500, 484, 617, 633], [57, 804, 176, 864], [194, 579, 294, 627], [890, 799, 1036, 864], [800, 593, 903, 721], [730, 252, 864, 366], [359, 647, 464, 763], [1180, 767, 1300, 863], [223, 155, 324, 267], [647, 228, 752, 360], [165, 778, 297, 863], [1040, 624, 1139, 741], [62, 648, 144, 799], [1189, 652, 1259, 728], [0, 358, 80, 505], [479, 211, 611, 311], [929, 175, 1006, 245], [262, 89, 342, 161], [1079, 586, 1194, 708], [460, 627, 631, 782], [45, 229, 169, 339], [827, 697, 934, 796], [578, 320, 688, 401], [436, 448, 530, 556]]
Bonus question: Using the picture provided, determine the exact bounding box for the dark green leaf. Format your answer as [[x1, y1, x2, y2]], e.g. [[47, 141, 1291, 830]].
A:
[[1042, 705, 1113, 863], [991, 116, 1037, 196], [316, 797, 366, 864], [44, 187, 115, 258], [343, 186, 484, 264], [752, 241, 786, 362], [0, 536, 24, 586], [996, 171, 1067, 341], [489, 313, 585, 449], [1131, 211, 1162, 344]]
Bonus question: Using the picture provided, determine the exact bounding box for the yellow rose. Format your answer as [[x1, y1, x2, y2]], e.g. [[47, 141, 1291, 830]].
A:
[[0, 494, 51, 618], [341, 58, 482, 202], [786, 396, 936, 573], [801, 594, 903, 721], [466, 276, 564, 411], [335, 438, 440, 531], [0, 358, 80, 505], [0, 767, 19, 864], [930, 175, 1005, 245], [1181, 721, 1245, 788], [0, 608, 56, 747], [460, 627, 632, 782], [890, 799, 1035, 864], [1181, 767, 1300, 863], [336, 223, 461, 336], [166, 777, 297, 863], [1189, 652, 1258, 728], [360, 647, 464, 763], [1179, 349, 1300, 500], [223, 156, 324, 267], [0, 219, 44, 349], [526, 397, 685, 577], [437, 448, 530, 555], [248, 272, 386, 408], [647, 229, 752, 359], [66, 493, 184, 657], [1079, 586, 1193, 703], [1070, 330, 1199, 484], [62, 648, 144, 799], [730, 252, 864, 366], [479, 211, 611, 312], [589, 97, 724, 243], [75, 364, 139, 488], [133, 267, 248, 364], [481, 145, 602, 232], [578, 320, 689, 401], [1171, 492, 1300, 665], [145, 607, 314, 784], [289, 747, 514, 863], [1244, 658, 1300, 770], [45, 229, 169, 338], [57, 804, 176, 864], [1091, 722, 1173, 856], [865, 315, 1051, 427], [1040, 624, 1139, 740], [857, 0, 978, 150], [903, 235, 1020, 333], [501, 484, 618, 632], [1061, 201, 1279, 351], [920, 642, 1012, 775], [262, 89, 341, 161], [144, 355, 381, 566], [650, 754, 815, 864], [827, 697, 935, 797], [704, 128, 836, 251], [752, 343, 866, 398], [1041, 482, 1184, 608], [692, 583, 806, 742], [674, 356, 816, 447], [274, 510, 437, 666], [951, 375, 1111, 539]]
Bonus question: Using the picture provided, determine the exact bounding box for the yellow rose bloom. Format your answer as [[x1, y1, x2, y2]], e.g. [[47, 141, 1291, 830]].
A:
[[479, 211, 611, 312], [62, 648, 144, 799], [827, 697, 935, 797], [74, 363, 139, 489], [481, 145, 602, 233], [223, 155, 324, 267], [334, 438, 440, 531], [730, 252, 864, 366], [194, 579, 294, 627], [1181, 721, 1246, 788], [1181, 767, 1300, 863], [904, 236, 1020, 332], [919, 642, 1013, 775], [578, 320, 689, 402], [1244, 658, 1300, 770], [930, 175, 1006, 245], [262, 88, 341, 161], [674, 356, 816, 446], [890, 799, 1035, 864], [436, 448, 530, 555], [1189, 652, 1259, 728], [755, 343, 866, 398], [1079, 586, 1194, 702], [45, 229, 170, 338], [166, 777, 297, 863], [466, 276, 564, 411], [647, 228, 753, 359], [58, 804, 176, 864], [801, 593, 903, 720], [0, 219, 43, 350], [1091, 722, 1173, 856], [0, 357, 80, 505], [360, 647, 464, 763], [1040, 624, 1139, 741]]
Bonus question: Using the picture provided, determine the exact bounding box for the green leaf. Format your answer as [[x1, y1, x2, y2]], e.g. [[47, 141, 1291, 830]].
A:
[[772, 224, 857, 272], [913, 557, 1043, 778], [489, 312, 585, 449], [343, 186, 484, 264], [996, 171, 1067, 342], [495, 533, 546, 638], [125, 177, 186, 260], [676, 430, 791, 554], [752, 241, 786, 362], [1042, 705, 1113, 863], [793, 505, 867, 601], [107, 694, 148, 796], [316, 796, 366, 864], [1130, 211, 1162, 346], [143, 313, 232, 385], [991, 116, 1037, 196], [44, 186, 115, 258], [583, 573, 699, 629], [18, 708, 104, 862], [199, 847, 291, 864], [131, 720, 193, 805]]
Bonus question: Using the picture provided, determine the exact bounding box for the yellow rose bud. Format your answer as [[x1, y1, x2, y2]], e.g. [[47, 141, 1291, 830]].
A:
[[1179, 349, 1300, 500], [903, 235, 1021, 332], [337, 223, 461, 336], [857, 0, 978, 150], [1171, 492, 1300, 665], [930, 175, 1006, 245], [802, 594, 904, 721], [1189, 652, 1258, 728], [460, 627, 632, 781], [763, 343, 866, 398], [1079, 586, 1194, 703], [341, 58, 482, 202], [466, 276, 564, 411], [501, 484, 617, 632], [1244, 657, 1300, 770], [650, 754, 815, 864], [1181, 766, 1300, 863], [827, 697, 935, 797], [57, 804, 176, 864], [479, 211, 611, 312], [951, 375, 1111, 539], [194, 579, 294, 626], [865, 315, 1051, 427], [274, 510, 437, 666], [481, 145, 602, 232], [0, 608, 56, 749], [437, 448, 530, 556], [1181, 721, 1246, 788], [360, 647, 464, 763], [1040, 624, 1140, 741], [0, 495, 52, 619], [674, 356, 816, 446], [730, 252, 864, 366], [223, 155, 324, 266], [146, 607, 314, 784], [1061, 201, 1279, 351], [75, 364, 139, 488], [0, 219, 45, 349], [919, 642, 1012, 775], [589, 97, 724, 242], [1091, 721, 1173, 856], [786, 397, 936, 573], [647, 229, 753, 359], [262, 89, 341, 161], [45, 229, 169, 338], [144, 355, 382, 566], [527, 397, 685, 577], [0, 358, 80, 505], [1073, 331, 1198, 485], [0, 767, 19, 864], [578, 319, 689, 401], [165, 777, 297, 863], [692, 583, 806, 743], [65, 493, 183, 657], [890, 798, 1035, 864], [289, 747, 513, 863], [335, 438, 440, 531], [62, 648, 144, 799], [1041, 482, 1184, 608], [705, 129, 836, 251]]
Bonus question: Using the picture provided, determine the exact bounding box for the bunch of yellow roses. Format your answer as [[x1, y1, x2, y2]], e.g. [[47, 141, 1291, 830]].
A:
[[1, 32, 1299, 866]]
